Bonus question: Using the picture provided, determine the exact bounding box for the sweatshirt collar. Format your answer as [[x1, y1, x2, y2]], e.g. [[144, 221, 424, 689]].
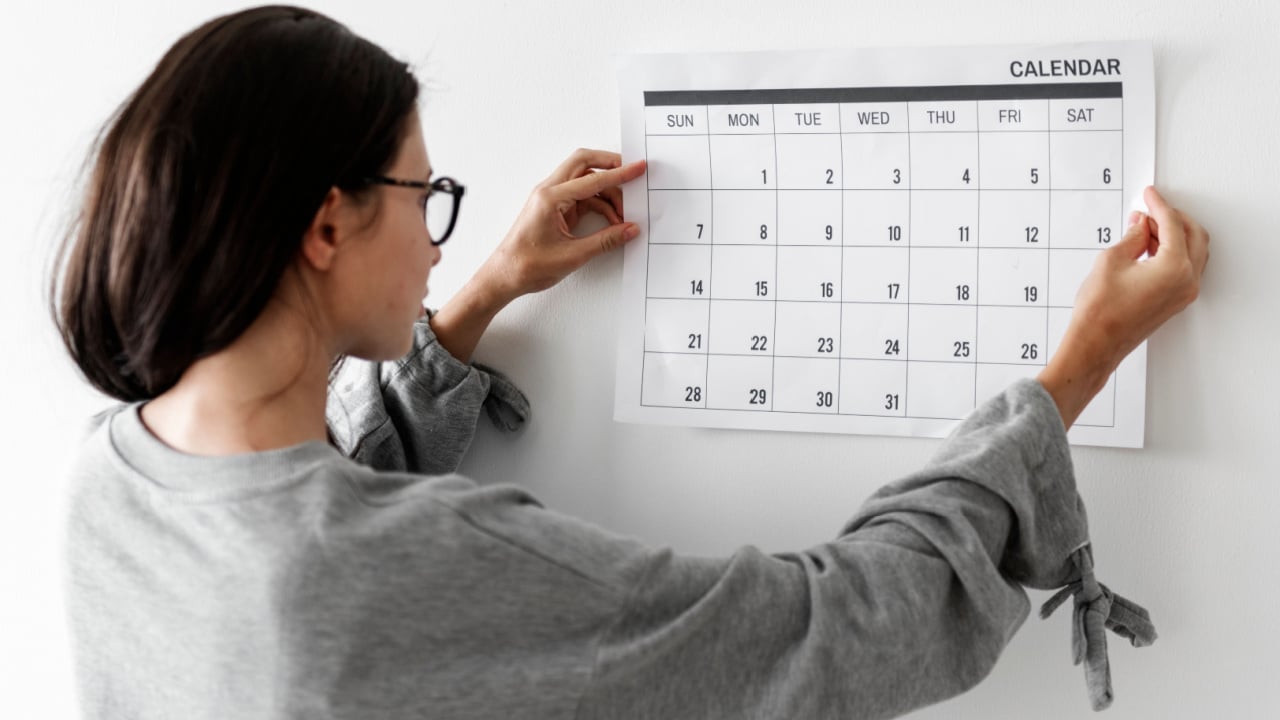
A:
[[108, 402, 344, 498]]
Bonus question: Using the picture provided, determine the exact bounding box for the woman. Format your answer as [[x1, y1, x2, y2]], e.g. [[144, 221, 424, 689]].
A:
[[53, 6, 1208, 719]]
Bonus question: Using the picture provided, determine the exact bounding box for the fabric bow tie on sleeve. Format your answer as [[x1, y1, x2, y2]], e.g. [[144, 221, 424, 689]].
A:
[[1039, 545, 1159, 711]]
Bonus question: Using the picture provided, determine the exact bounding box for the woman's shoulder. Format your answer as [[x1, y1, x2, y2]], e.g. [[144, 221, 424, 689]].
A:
[[82, 401, 130, 441], [66, 401, 139, 488]]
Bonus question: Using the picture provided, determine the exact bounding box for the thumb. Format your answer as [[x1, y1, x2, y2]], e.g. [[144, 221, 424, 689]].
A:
[[1113, 211, 1152, 260], [572, 222, 640, 265], [1142, 185, 1189, 259]]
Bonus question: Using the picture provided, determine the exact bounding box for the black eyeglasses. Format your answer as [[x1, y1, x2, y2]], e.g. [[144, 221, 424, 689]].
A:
[[362, 175, 466, 245]]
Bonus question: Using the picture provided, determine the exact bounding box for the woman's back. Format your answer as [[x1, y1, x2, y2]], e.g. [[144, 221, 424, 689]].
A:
[[67, 400, 645, 719]]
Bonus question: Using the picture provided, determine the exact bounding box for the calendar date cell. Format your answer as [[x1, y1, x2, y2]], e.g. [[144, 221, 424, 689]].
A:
[[908, 305, 977, 362], [778, 190, 841, 245], [773, 357, 841, 414], [646, 244, 711, 298], [708, 245, 777, 300], [706, 355, 775, 411], [839, 359, 907, 417], [840, 303, 908, 361], [977, 248, 1048, 306], [842, 247, 909, 304], [773, 301, 842, 358], [842, 132, 911, 190], [712, 190, 777, 246], [708, 300, 776, 356], [646, 134, 711, 189], [644, 299, 711, 354], [906, 362, 976, 419], [648, 190, 712, 245], [976, 306, 1047, 365], [776, 133, 843, 189], [641, 352, 709, 408]]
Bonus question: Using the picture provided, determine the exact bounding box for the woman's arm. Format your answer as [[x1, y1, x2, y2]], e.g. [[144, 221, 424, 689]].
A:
[[577, 189, 1207, 717], [572, 377, 1085, 719]]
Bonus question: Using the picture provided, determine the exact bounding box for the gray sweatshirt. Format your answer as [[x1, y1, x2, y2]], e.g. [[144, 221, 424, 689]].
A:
[[65, 319, 1154, 719]]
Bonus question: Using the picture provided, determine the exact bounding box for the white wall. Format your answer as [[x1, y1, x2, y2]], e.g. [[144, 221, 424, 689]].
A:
[[3, 1, 1276, 717]]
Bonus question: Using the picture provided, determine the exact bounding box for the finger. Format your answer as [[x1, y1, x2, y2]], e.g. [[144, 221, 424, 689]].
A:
[[1185, 218, 1210, 273], [578, 196, 622, 225], [1143, 186, 1189, 258], [570, 222, 641, 266], [598, 184, 624, 218], [555, 160, 647, 202], [541, 148, 622, 188], [1146, 215, 1160, 258]]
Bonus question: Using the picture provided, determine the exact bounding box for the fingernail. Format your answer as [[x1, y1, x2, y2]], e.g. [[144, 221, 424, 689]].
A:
[[624, 224, 640, 240], [1128, 211, 1143, 227]]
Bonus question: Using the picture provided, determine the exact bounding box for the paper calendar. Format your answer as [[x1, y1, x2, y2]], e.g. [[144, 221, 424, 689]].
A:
[[614, 42, 1153, 447]]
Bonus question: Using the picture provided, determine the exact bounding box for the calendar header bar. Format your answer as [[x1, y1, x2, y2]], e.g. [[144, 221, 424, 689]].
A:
[[645, 82, 1122, 106]]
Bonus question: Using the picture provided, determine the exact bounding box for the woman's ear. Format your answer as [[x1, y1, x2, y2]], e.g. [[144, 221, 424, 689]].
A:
[[300, 187, 344, 271]]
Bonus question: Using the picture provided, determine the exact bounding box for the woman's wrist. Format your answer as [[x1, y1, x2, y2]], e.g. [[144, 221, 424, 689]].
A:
[[1037, 328, 1115, 430], [473, 256, 525, 310], [428, 266, 515, 364], [460, 263, 517, 318]]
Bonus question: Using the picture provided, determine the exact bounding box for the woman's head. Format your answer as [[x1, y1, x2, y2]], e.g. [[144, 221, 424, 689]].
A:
[[52, 5, 429, 402]]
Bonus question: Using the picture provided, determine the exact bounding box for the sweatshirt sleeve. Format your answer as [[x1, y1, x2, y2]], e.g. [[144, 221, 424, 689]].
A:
[[571, 378, 1155, 719], [325, 314, 530, 475]]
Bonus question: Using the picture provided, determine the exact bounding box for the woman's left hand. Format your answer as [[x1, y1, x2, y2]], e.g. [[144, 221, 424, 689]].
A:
[[477, 148, 647, 304]]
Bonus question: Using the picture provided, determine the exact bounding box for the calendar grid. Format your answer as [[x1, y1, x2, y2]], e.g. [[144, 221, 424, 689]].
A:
[[631, 355, 1114, 427], [974, 99, 982, 409], [1045, 101, 1053, 395], [641, 244, 1106, 251], [639, 82, 1123, 425], [769, 105, 780, 412], [645, 187, 1128, 192], [836, 103, 847, 414], [1113, 90, 1125, 425], [645, 351, 1062, 366], [903, 100, 913, 418], [699, 122, 713, 408], [646, 296, 1099, 307]]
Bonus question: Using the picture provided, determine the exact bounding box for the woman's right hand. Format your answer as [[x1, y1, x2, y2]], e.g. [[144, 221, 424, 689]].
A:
[[429, 149, 645, 364], [1038, 185, 1210, 428], [478, 149, 646, 305]]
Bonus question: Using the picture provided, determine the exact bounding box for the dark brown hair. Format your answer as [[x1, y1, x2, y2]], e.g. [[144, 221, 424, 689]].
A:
[[50, 5, 419, 401]]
